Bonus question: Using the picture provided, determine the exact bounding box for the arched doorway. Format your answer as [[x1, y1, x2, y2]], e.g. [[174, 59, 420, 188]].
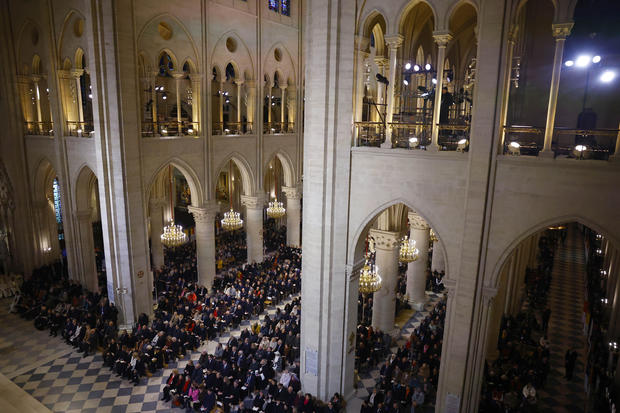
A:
[[33, 159, 65, 268]]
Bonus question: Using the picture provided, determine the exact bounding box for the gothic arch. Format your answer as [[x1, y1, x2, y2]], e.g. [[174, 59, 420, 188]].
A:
[[74, 165, 98, 213], [264, 150, 296, 187], [489, 214, 620, 289], [211, 30, 255, 81], [511, 0, 559, 26], [146, 157, 204, 207], [396, 0, 439, 34], [32, 157, 57, 203], [213, 152, 255, 198], [57, 9, 88, 68], [443, 0, 479, 29], [263, 43, 296, 87]]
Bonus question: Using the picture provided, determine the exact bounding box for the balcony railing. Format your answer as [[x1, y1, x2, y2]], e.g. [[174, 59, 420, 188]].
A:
[[503, 125, 619, 159], [24, 121, 54, 136], [212, 122, 253, 136], [355, 121, 470, 151], [437, 123, 471, 151], [264, 122, 295, 134], [390, 123, 431, 149], [142, 121, 199, 137], [355, 121, 385, 147], [66, 121, 94, 137]]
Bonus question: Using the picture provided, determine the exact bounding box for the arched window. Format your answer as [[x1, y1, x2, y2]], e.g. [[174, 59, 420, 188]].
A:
[[53, 177, 64, 240], [269, 0, 278, 12], [159, 53, 173, 77], [281, 0, 290, 16]]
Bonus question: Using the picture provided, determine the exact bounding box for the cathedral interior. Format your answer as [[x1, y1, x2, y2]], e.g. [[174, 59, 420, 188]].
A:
[[0, 0, 619, 412]]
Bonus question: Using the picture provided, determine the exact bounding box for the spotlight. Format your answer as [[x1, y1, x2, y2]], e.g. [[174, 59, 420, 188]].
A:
[[408, 136, 419, 148], [564, 60, 574, 67], [592, 55, 601, 63], [431, 78, 437, 84], [161, 128, 168, 134], [457, 138, 468, 152], [508, 141, 520, 155], [88, 93, 92, 99], [187, 128, 194, 134], [575, 55, 591, 67], [405, 62, 411, 70], [224, 128, 230, 133], [425, 63, 431, 71], [162, 94, 167, 100], [414, 64, 420, 72], [601, 298, 609, 304], [573, 144, 587, 159], [403, 79, 409, 86], [600, 70, 616, 83]]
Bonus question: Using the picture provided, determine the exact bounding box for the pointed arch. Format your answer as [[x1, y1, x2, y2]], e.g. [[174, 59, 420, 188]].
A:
[[444, 0, 479, 29], [211, 30, 255, 81], [263, 42, 296, 87], [74, 165, 98, 212], [74, 48, 85, 69], [57, 9, 88, 67], [396, 0, 439, 34], [146, 157, 204, 207], [32, 157, 57, 203], [264, 150, 296, 187], [213, 152, 255, 198]]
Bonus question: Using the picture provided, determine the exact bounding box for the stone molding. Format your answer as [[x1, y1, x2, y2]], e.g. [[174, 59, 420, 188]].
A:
[[188, 204, 219, 224], [368, 228, 400, 250], [70, 69, 85, 79], [384, 34, 404, 49], [171, 71, 186, 80], [408, 211, 429, 230], [432, 31, 453, 46], [551, 22, 574, 39], [282, 186, 301, 200], [481, 286, 498, 306], [241, 194, 266, 209]]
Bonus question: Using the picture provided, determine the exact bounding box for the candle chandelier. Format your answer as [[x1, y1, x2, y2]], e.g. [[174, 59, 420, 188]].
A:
[[266, 163, 286, 219], [161, 165, 187, 248], [359, 236, 382, 295], [399, 235, 419, 263], [221, 160, 244, 231]]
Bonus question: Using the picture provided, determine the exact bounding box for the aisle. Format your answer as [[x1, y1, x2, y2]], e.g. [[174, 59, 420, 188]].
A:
[[536, 225, 587, 413]]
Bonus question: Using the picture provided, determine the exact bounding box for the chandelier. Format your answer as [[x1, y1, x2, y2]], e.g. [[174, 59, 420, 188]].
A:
[[221, 209, 243, 231], [266, 162, 286, 219], [359, 258, 382, 294], [399, 235, 419, 263], [221, 160, 243, 231], [161, 165, 187, 248], [430, 228, 438, 242]]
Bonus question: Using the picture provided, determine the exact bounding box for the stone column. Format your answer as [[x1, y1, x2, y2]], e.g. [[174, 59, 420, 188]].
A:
[[189, 73, 201, 133], [219, 81, 225, 133], [189, 204, 218, 289], [354, 36, 370, 140], [282, 186, 301, 247], [267, 83, 273, 127], [71, 69, 85, 127], [246, 80, 256, 133], [370, 228, 400, 334], [241, 195, 265, 263], [149, 199, 165, 270], [76, 209, 98, 292], [431, 237, 446, 273], [235, 80, 244, 126], [280, 86, 287, 129], [430, 32, 452, 150], [172, 72, 184, 135], [406, 212, 430, 310], [541, 22, 573, 156], [374, 58, 387, 124], [381, 35, 404, 149], [287, 86, 297, 132], [499, 25, 518, 148], [32, 75, 43, 125]]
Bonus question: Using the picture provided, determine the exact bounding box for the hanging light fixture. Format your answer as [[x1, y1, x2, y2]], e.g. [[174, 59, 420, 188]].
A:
[[221, 160, 244, 231], [399, 235, 419, 263], [359, 236, 382, 295], [266, 161, 286, 219], [161, 165, 188, 248]]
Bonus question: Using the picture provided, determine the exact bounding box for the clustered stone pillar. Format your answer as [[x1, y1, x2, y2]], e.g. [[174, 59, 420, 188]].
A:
[[149, 199, 166, 270], [189, 204, 218, 289], [282, 186, 301, 247], [371, 228, 400, 335], [246, 81, 256, 133], [236, 80, 244, 127], [541, 22, 573, 156], [430, 32, 452, 150], [189, 73, 201, 134], [241, 195, 264, 263], [76, 209, 98, 292], [72, 69, 85, 132], [406, 212, 430, 310], [381, 34, 404, 149], [431, 237, 446, 273], [499, 25, 518, 147], [149, 72, 158, 134], [172, 72, 184, 135]]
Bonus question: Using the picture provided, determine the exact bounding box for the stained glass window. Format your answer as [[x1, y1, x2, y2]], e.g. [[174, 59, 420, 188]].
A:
[[269, 0, 278, 12], [53, 177, 64, 240], [281, 0, 290, 16]]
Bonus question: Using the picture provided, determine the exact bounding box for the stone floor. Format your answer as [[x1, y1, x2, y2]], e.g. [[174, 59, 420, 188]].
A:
[[536, 226, 588, 413], [1, 295, 296, 413]]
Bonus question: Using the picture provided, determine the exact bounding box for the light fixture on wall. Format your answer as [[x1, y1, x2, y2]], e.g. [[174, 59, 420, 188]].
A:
[[399, 235, 419, 263], [221, 160, 244, 231], [457, 138, 469, 152], [508, 141, 521, 156], [573, 144, 588, 159], [408, 136, 419, 148], [161, 165, 187, 248], [266, 161, 286, 219]]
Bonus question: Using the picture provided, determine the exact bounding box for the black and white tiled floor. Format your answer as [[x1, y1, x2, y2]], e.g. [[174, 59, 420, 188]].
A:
[[2, 296, 296, 413], [536, 226, 587, 413]]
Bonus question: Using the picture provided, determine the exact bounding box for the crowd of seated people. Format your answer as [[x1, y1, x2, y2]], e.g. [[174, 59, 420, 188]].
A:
[[360, 298, 447, 413], [479, 234, 556, 413], [263, 219, 286, 252], [426, 270, 445, 294], [216, 229, 248, 272]]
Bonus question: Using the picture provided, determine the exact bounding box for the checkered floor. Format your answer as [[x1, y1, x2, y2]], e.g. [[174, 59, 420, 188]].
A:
[[3, 295, 297, 413], [536, 226, 587, 413], [349, 291, 443, 411]]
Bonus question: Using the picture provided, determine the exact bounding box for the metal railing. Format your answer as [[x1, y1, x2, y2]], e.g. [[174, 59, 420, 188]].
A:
[[24, 121, 54, 136], [66, 121, 94, 137], [142, 121, 199, 137], [389, 123, 431, 149], [437, 123, 471, 151], [355, 121, 385, 147], [503, 125, 619, 159], [263, 122, 295, 134], [212, 121, 253, 135]]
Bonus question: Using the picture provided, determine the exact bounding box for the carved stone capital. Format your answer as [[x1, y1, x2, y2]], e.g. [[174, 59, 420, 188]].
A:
[[408, 211, 429, 230], [368, 228, 400, 251], [355, 35, 370, 52], [282, 186, 301, 200], [508, 24, 519, 43], [189, 73, 202, 83], [385, 34, 404, 49], [482, 286, 498, 306], [188, 204, 219, 224], [551, 22, 574, 39], [75, 209, 92, 220], [171, 71, 186, 80], [70, 69, 84, 79], [433, 31, 453, 47], [241, 194, 266, 209]]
